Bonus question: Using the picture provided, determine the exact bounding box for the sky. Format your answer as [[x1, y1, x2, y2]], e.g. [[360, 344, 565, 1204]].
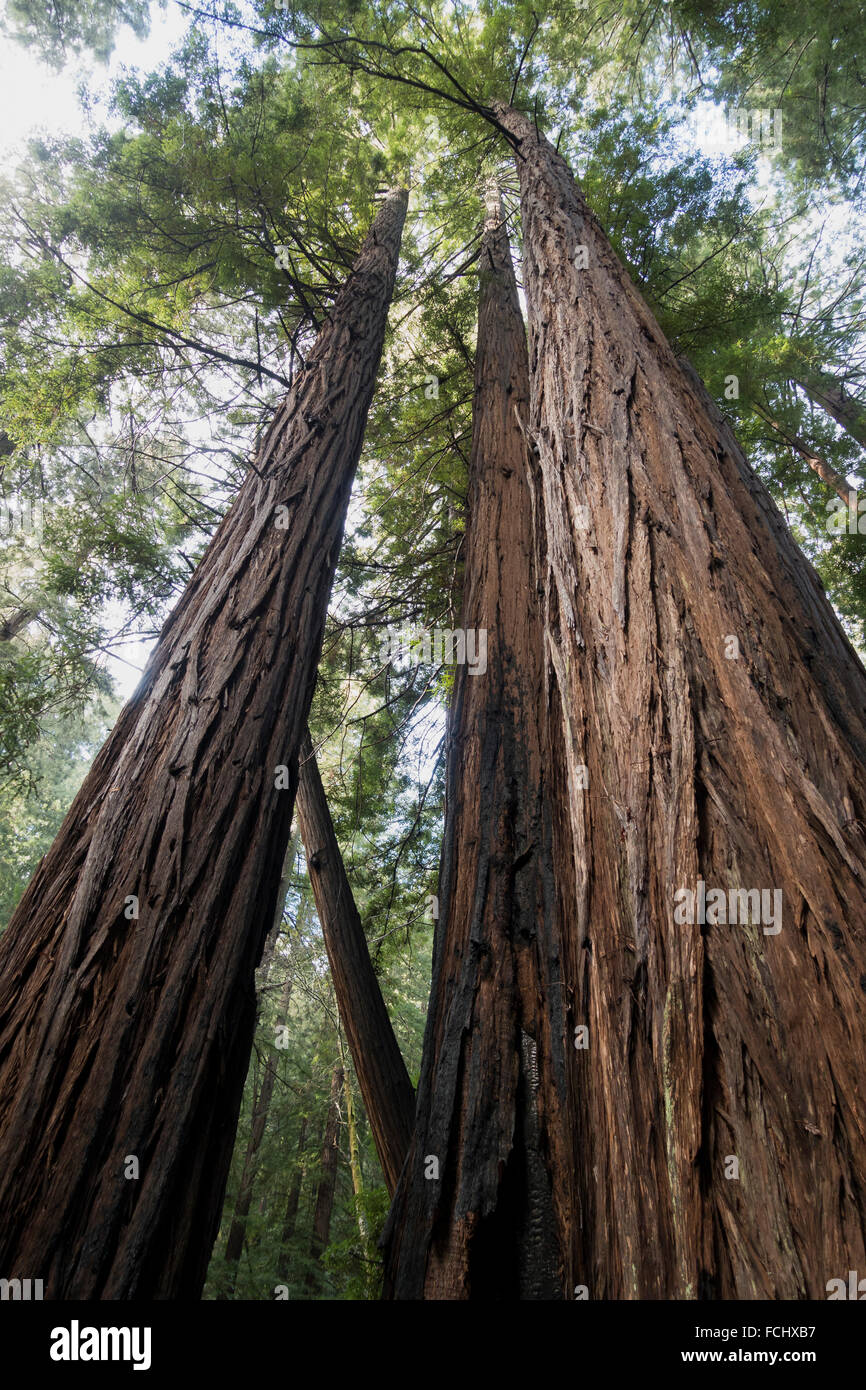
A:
[[0, 2, 205, 698], [0, 4, 190, 156]]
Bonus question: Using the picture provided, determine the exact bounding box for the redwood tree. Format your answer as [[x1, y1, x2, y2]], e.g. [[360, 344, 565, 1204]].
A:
[[386, 105, 866, 1300], [296, 728, 415, 1196], [384, 189, 562, 1297], [0, 188, 407, 1299]]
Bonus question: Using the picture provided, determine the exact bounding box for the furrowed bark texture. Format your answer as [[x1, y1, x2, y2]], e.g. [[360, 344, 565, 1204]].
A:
[[383, 195, 564, 1297], [0, 188, 407, 1299], [296, 728, 415, 1196], [483, 101, 866, 1298]]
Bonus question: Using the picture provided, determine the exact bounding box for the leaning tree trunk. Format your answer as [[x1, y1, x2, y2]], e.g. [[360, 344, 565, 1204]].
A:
[[305, 1065, 343, 1294], [296, 728, 415, 1196], [750, 402, 853, 505], [464, 100, 865, 1299], [0, 188, 407, 1300], [382, 190, 561, 1298]]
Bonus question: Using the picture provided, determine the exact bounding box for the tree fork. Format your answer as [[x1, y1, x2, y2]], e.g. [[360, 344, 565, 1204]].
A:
[[0, 188, 407, 1300]]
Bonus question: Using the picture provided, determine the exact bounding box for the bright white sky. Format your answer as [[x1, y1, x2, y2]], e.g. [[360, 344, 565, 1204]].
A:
[[0, 3, 191, 156]]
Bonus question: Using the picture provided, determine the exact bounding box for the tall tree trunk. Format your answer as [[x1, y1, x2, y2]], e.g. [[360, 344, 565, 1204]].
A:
[[223, 961, 294, 1282], [495, 101, 866, 1298], [305, 1064, 343, 1293], [278, 1110, 311, 1280], [296, 728, 415, 1196], [383, 190, 559, 1298], [0, 188, 407, 1300], [342, 1062, 377, 1298], [340, 1052, 368, 1245]]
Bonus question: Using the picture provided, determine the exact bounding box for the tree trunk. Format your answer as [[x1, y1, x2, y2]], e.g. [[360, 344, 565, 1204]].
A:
[[278, 1110, 311, 1280], [296, 728, 415, 1196], [751, 401, 854, 503], [495, 101, 866, 1298], [383, 190, 560, 1298], [341, 1055, 368, 1245], [0, 188, 407, 1300], [0, 606, 38, 642], [305, 1065, 343, 1292], [794, 369, 866, 450], [388, 104, 866, 1300], [223, 962, 294, 1281]]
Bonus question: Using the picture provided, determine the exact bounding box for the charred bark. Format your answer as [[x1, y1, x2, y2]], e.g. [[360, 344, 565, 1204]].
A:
[[296, 728, 415, 1196], [478, 101, 866, 1299], [0, 188, 407, 1299], [383, 192, 560, 1297]]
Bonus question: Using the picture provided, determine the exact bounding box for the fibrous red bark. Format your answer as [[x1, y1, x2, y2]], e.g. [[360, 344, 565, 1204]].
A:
[[0, 188, 407, 1299], [387, 103, 866, 1300], [384, 190, 561, 1297], [493, 101, 866, 1299]]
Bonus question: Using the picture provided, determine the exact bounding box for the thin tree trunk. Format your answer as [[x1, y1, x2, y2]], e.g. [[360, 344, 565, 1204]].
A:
[[493, 101, 866, 1298], [383, 190, 558, 1298], [341, 1055, 368, 1244], [305, 1065, 343, 1292], [278, 1111, 311, 1280], [751, 401, 854, 503], [0, 606, 38, 642], [223, 962, 294, 1280], [0, 188, 407, 1299], [296, 728, 415, 1196]]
